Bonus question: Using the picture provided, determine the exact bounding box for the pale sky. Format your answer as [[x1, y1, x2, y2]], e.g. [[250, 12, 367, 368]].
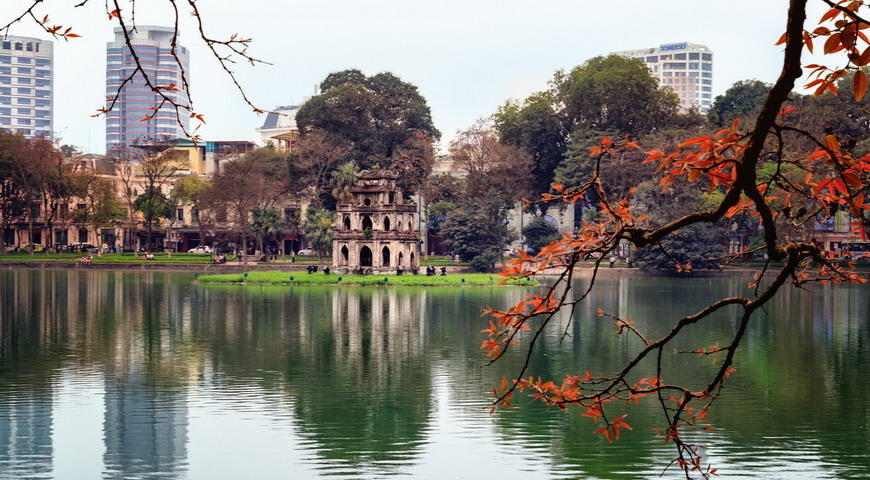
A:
[[0, 0, 830, 154]]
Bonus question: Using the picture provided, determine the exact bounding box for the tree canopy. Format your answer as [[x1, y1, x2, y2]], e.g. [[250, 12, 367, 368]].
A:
[[296, 70, 439, 176]]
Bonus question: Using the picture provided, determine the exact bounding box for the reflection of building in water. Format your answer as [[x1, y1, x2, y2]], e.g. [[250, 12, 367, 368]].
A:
[[0, 392, 53, 476], [102, 370, 188, 478], [102, 272, 191, 479]]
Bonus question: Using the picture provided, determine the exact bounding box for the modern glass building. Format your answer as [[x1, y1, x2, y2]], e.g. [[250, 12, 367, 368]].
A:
[[613, 42, 714, 112], [106, 26, 190, 159], [0, 36, 53, 138]]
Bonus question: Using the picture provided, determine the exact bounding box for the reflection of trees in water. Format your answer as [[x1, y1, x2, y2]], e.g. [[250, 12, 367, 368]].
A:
[[0, 270, 867, 479], [188, 286, 434, 472]]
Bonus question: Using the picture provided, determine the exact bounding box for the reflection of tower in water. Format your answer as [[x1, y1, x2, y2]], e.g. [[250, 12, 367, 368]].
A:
[[331, 289, 424, 385], [0, 389, 53, 476], [101, 272, 189, 479], [102, 370, 188, 478]]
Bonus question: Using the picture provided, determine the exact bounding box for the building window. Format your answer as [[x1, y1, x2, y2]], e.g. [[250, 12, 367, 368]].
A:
[[176, 208, 184, 222], [701, 63, 712, 71], [689, 52, 700, 60], [17, 57, 31, 64], [674, 53, 687, 60], [702, 53, 713, 61]]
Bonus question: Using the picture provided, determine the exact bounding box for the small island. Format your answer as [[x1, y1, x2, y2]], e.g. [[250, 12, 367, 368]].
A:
[[195, 271, 537, 287]]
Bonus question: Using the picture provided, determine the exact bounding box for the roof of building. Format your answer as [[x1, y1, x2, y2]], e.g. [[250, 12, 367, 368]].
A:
[[357, 169, 399, 180], [258, 105, 301, 131]]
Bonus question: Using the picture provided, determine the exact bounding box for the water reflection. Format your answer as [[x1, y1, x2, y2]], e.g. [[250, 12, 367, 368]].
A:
[[0, 269, 867, 479]]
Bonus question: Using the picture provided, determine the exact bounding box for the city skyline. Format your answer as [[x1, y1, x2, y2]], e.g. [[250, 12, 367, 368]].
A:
[[0, 1, 833, 154]]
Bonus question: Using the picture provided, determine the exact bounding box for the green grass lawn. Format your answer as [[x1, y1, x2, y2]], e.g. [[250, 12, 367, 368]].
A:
[[265, 255, 470, 266], [196, 271, 536, 287], [0, 252, 235, 264]]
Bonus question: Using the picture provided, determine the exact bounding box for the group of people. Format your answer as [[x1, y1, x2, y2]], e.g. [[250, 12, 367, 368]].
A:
[[211, 254, 228, 264], [425, 265, 447, 276]]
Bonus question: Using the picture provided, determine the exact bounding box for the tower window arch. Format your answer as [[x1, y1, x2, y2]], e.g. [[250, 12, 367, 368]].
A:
[[384, 216, 391, 231], [382, 246, 391, 266], [362, 215, 373, 231]]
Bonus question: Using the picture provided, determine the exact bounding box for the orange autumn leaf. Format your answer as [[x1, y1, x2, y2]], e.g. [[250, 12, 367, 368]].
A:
[[854, 70, 867, 101]]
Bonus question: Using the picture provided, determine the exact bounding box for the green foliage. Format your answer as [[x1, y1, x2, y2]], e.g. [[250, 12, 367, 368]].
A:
[[494, 91, 568, 198], [134, 188, 171, 226], [301, 207, 335, 258], [197, 271, 536, 287], [296, 70, 439, 170], [251, 206, 285, 251], [555, 55, 680, 134], [630, 180, 728, 272], [331, 161, 358, 202], [495, 55, 679, 198], [522, 217, 560, 254], [707, 79, 770, 127], [468, 247, 502, 273], [633, 223, 727, 272], [439, 201, 509, 271]]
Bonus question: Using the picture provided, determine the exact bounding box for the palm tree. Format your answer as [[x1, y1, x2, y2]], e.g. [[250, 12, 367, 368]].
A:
[[302, 207, 335, 261], [330, 161, 357, 202], [251, 206, 284, 258]]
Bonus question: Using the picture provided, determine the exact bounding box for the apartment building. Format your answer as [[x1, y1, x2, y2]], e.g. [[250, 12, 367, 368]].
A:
[[0, 35, 53, 138], [613, 42, 714, 112]]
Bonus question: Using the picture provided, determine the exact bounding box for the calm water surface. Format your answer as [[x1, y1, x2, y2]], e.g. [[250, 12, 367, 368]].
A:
[[0, 269, 867, 479]]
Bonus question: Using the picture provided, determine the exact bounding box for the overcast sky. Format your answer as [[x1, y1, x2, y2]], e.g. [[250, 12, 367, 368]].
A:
[[0, 0, 829, 154]]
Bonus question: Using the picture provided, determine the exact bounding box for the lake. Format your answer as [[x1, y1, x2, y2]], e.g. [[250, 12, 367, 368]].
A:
[[0, 269, 867, 479]]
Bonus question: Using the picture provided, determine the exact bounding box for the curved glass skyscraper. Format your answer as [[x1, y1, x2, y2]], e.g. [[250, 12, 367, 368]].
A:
[[105, 25, 190, 159]]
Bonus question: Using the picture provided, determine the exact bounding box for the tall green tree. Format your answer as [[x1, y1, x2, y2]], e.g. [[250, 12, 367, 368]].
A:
[[494, 55, 680, 199], [134, 188, 171, 251], [301, 207, 335, 260], [251, 206, 285, 256], [296, 69, 439, 187], [522, 217, 560, 254], [707, 79, 771, 127]]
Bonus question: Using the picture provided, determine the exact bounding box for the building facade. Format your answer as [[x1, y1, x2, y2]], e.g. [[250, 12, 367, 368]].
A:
[[106, 26, 190, 159], [613, 42, 714, 112], [333, 170, 421, 273], [0, 35, 53, 138], [256, 105, 301, 152]]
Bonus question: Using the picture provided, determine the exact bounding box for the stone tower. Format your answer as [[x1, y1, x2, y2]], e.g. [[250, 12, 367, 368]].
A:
[[333, 170, 421, 274]]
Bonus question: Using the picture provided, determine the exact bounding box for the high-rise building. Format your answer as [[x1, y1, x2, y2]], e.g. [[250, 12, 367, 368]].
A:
[[0, 36, 53, 138], [613, 42, 714, 112], [106, 26, 190, 158]]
